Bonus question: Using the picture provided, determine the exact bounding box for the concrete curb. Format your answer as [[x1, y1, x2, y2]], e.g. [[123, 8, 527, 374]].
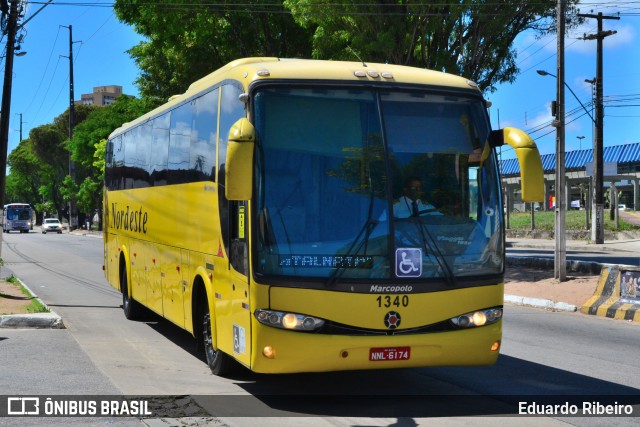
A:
[[504, 294, 577, 312], [0, 312, 64, 328], [504, 256, 607, 312], [0, 277, 64, 329]]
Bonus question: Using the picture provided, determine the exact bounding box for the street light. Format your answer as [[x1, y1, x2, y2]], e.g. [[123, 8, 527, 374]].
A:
[[577, 135, 585, 150], [536, 64, 568, 281], [537, 70, 595, 124]]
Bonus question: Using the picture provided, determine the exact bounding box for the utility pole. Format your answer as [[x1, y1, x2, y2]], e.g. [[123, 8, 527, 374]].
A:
[[15, 112, 25, 141], [554, 0, 566, 281], [579, 12, 619, 244], [61, 24, 78, 230], [0, 0, 21, 261]]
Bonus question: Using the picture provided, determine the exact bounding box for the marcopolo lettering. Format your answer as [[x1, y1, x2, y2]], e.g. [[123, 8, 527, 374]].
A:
[[370, 285, 414, 293], [111, 203, 149, 234]]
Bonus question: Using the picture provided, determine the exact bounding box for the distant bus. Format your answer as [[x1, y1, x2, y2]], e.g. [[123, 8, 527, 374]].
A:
[[104, 58, 543, 376], [3, 203, 34, 233]]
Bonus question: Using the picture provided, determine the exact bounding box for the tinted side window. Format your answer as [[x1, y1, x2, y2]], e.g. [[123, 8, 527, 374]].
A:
[[150, 114, 170, 186], [169, 102, 193, 184], [191, 89, 219, 181]]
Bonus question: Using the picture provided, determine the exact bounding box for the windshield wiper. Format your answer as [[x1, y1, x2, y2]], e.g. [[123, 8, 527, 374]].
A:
[[409, 216, 456, 287], [325, 219, 378, 288], [326, 176, 378, 288]]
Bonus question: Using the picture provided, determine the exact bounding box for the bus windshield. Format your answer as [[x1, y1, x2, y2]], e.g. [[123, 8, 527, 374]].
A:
[[254, 86, 502, 284], [7, 206, 31, 221]]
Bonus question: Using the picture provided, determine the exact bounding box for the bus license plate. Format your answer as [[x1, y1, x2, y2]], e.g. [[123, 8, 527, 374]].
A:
[[369, 346, 410, 361]]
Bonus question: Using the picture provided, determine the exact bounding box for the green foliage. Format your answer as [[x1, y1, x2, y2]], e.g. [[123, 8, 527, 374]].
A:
[[5, 96, 153, 223], [285, 0, 581, 92], [77, 177, 101, 216], [114, 0, 314, 100], [5, 139, 43, 204], [60, 175, 78, 206], [507, 211, 640, 232]]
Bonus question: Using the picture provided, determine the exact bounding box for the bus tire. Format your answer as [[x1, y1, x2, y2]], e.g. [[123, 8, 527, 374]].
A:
[[202, 303, 236, 377], [121, 261, 142, 320]]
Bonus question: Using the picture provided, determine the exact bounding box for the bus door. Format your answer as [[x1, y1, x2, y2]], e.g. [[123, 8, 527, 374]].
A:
[[215, 200, 251, 366]]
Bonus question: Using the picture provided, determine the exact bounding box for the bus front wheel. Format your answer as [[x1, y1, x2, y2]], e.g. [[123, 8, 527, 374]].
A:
[[202, 304, 236, 377]]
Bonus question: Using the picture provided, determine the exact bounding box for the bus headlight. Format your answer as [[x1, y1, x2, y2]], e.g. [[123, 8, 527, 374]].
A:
[[255, 309, 325, 332], [450, 307, 502, 328]]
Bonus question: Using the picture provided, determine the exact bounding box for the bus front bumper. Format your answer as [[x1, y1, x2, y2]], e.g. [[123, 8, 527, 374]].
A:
[[249, 322, 501, 374]]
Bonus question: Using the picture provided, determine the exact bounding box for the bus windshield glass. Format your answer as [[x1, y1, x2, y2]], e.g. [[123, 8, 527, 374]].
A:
[[7, 206, 31, 221], [254, 86, 502, 284]]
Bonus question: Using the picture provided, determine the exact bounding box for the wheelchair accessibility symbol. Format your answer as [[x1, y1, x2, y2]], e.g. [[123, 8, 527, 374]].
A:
[[395, 248, 422, 278]]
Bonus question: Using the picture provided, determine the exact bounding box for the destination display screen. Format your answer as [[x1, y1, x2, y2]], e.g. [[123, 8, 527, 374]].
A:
[[278, 255, 373, 269]]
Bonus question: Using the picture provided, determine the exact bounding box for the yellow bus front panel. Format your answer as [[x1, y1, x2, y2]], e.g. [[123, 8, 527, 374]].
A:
[[269, 284, 503, 329], [249, 283, 503, 373]]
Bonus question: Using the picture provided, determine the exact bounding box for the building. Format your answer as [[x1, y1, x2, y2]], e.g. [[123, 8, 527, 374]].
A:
[[500, 142, 640, 212], [77, 85, 127, 106]]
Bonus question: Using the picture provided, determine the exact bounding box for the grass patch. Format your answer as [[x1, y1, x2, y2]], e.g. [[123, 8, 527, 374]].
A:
[[6, 276, 49, 314], [506, 210, 640, 232]]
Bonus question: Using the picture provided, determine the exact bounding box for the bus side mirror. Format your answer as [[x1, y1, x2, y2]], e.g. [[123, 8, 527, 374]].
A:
[[225, 118, 255, 201], [496, 127, 544, 202]]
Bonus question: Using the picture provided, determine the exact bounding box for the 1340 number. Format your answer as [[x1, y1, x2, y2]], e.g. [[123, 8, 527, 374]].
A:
[[376, 295, 409, 308]]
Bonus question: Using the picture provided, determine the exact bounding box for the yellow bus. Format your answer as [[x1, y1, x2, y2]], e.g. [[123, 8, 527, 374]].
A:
[[103, 58, 543, 376]]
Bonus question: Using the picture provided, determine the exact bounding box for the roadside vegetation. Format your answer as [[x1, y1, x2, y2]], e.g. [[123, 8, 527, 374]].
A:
[[506, 210, 640, 232], [0, 276, 49, 315]]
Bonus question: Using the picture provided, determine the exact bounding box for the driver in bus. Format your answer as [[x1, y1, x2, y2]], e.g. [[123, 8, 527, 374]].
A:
[[379, 177, 440, 221], [392, 177, 440, 218]]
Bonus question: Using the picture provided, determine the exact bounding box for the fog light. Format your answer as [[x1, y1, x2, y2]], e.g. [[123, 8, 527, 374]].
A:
[[263, 346, 276, 358]]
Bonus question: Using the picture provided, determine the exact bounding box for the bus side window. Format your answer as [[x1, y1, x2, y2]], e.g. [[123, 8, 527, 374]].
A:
[[230, 201, 248, 276]]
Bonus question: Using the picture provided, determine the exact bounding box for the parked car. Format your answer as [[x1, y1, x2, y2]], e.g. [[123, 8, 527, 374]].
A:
[[619, 204, 626, 211], [42, 218, 63, 234]]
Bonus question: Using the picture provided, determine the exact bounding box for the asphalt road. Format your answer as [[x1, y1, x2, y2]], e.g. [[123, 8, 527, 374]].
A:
[[1, 230, 639, 427]]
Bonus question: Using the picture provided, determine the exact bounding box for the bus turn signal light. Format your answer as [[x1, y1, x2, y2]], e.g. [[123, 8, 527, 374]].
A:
[[262, 346, 276, 359]]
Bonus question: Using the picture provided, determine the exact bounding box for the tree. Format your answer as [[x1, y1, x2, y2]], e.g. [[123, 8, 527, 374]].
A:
[[67, 96, 154, 226], [23, 123, 68, 218], [5, 139, 43, 206], [114, 0, 314, 100], [284, 0, 581, 92]]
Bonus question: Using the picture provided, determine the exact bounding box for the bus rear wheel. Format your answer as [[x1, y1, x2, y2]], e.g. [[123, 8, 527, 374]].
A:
[[202, 303, 236, 377], [121, 262, 142, 320]]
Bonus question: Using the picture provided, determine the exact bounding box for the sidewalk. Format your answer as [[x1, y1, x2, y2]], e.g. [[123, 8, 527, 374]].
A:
[[504, 235, 640, 313]]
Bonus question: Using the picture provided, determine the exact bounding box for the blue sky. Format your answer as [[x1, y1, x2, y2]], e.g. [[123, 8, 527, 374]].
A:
[[489, 2, 640, 160], [3, 1, 640, 161], [5, 0, 143, 155]]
